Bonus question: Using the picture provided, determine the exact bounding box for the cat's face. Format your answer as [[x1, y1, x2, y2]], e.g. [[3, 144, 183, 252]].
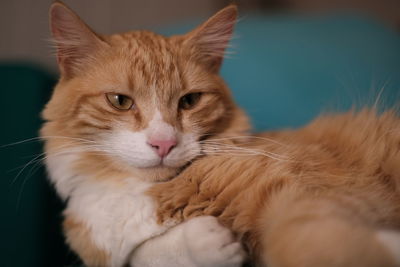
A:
[[41, 2, 248, 182]]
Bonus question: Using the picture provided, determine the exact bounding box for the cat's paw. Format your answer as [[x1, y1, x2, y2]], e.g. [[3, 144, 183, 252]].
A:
[[183, 216, 246, 267]]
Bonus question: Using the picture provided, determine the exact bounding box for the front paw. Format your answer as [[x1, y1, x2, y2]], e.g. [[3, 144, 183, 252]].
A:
[[183, 216, 246, 267]]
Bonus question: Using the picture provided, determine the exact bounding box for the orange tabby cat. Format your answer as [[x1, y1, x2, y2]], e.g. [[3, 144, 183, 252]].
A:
[[42, 1, 248, 267], [42, 1, 400, 266], [149, 108, 400, 266]]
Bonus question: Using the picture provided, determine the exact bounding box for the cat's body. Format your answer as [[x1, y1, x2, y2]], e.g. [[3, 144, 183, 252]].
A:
[[42, 1, 400, 267], [150, 109, 400, 266]]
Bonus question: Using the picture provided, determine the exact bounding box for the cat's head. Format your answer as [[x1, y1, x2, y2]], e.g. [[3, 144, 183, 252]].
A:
[[41, 1, 249, 184]]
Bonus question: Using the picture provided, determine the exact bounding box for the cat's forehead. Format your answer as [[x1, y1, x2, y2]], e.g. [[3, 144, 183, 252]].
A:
[[105, 31, 186, 96], [108, 32, 181, 79]]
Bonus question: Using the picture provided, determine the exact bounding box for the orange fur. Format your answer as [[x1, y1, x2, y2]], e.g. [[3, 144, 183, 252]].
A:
[[64, 214, 111, 266], [149, 109, 400, 266]]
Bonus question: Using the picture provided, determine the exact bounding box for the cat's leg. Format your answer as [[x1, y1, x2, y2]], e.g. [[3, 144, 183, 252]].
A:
[[130, 216, 246, 267], [259, 190, 399, 267], [182, 216, 246, 267], [130, 219, 197, 267]]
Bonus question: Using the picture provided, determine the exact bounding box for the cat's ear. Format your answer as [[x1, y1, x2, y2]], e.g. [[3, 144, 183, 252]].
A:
[[185, 5, 238, 72], [49, 1, 107, 79]]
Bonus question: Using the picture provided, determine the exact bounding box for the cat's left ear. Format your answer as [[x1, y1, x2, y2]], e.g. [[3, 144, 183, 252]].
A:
[[185, 5, 238, 73]]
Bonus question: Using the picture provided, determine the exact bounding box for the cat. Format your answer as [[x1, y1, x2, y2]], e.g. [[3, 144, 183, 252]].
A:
[[42, 1, 400, 267], [149, 109, 400, 267], [42, 1, 247, 267]]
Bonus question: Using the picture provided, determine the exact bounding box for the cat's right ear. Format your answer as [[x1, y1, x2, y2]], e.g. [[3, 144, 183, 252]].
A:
[[184, 5, 238, 73], [49, 1, 107, 79]]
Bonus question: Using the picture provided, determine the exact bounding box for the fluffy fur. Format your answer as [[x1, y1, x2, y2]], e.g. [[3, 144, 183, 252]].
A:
[[42, 1, 400, 267], [150, 109, 400, 266], [42, 2, 247, 266]]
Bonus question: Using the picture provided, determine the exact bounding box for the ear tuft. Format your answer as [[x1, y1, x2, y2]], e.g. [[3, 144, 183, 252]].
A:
[[49, 1, 106, 78], [186, 5, 238, 72]]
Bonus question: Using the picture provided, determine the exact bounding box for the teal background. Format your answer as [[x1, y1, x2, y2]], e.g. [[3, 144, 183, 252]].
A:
[[1, 13, 399, 266], [159, 13, 400, 130], [0, 65, 76, 266]]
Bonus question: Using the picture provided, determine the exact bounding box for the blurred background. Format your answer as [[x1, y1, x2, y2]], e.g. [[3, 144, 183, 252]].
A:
[[1, 0, 399, 266], [1, 0, 400, 70]]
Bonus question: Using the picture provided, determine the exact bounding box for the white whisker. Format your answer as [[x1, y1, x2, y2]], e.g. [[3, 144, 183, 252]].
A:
[[1, 135, 97, 148], [200, 142, 293, 161], [201, 135, 288, 147]]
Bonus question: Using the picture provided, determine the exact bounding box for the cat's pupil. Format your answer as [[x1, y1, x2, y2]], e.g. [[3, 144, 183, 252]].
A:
[[117, 95, 124, 105], [179, 93, 201, 110]]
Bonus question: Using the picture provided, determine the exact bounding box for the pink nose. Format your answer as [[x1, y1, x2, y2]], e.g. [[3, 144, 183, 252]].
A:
[[148, 139, 177, 158]]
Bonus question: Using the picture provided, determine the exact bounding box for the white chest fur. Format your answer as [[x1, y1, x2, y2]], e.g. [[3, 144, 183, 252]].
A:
[[46, 154, 173, 267], [68, 179, 169, 267]]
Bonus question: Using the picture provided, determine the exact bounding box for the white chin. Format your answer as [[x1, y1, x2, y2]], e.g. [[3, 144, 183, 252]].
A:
[[126, 157, 187, 169], [111, 154, 160, 169]]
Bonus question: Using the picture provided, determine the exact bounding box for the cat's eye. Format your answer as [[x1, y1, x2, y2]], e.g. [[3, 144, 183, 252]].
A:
[[105, 93, 134, 110], [179, 93, 202, 110]]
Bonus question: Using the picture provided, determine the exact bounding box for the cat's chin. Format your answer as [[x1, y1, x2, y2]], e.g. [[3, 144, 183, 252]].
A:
[[130, 165, 180, 182], [98, 153, 184, 182]]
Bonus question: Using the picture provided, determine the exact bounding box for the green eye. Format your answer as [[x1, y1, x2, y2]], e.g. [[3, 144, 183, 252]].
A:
[[179, 93, 202, 110], [106, 93, 134, 110]]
